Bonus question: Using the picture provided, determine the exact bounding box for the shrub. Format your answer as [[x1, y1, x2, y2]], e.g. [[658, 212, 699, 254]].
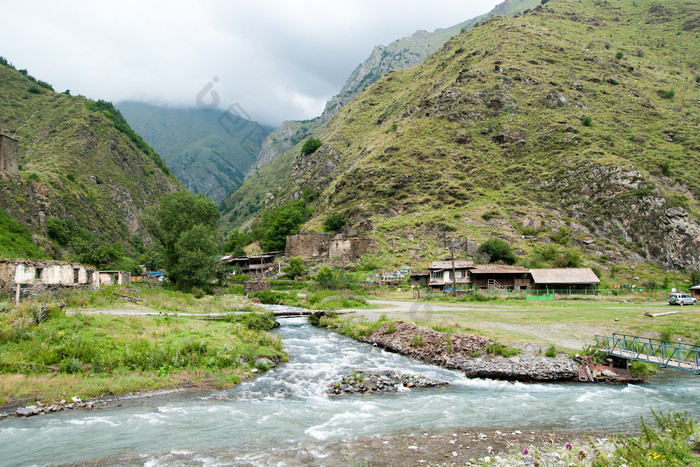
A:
[[661, 160, 672, 176], [46, 217, 69, 246], [27, 86, 42, 94], [545, 344, 558, 358], [630, 361, 658, 378], [300, 137, 322, 156], [283, 257, 306, 279], [486, 342, 521, 357], [657, 89, 675, 100], [411, 334, 425, 347], [323, 213, 347, 232], [386, 321, 397, 334], [612, 411, 699, 466], [191, 287, 206, 299], [316, 265, 338, 289], [242, 311, 276, 331], [250, 290, 287, 305], [478, 238, 517, 264], [581, 115, 593, 126], [615, 51, 624, 59]]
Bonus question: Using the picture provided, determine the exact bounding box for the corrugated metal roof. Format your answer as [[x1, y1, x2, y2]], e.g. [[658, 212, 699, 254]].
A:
[[471, 264, 529, 274], [428, 260, 475, 270], [530, 268, 600, 284]]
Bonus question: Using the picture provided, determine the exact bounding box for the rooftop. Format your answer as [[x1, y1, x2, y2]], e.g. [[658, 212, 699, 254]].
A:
[[530, 268, 601, 285]]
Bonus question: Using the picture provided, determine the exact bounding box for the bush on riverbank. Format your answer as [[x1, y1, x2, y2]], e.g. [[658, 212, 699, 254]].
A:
[[306, 290, 368, 311]]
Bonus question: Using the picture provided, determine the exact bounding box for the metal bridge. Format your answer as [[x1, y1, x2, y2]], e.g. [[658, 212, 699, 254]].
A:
[[595, 333, 700, 374]]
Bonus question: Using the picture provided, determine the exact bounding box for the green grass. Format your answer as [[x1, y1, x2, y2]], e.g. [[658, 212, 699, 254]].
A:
[[0, 294, 285, 407], [0, 208, 48, 259]]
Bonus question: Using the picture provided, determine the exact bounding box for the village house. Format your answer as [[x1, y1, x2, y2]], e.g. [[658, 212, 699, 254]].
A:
[[221, 251, 283, 277], [529, 268, 600, 291], [469, 264, 531, 290], [428, 260, 475, 291], [689, 285, 700, 300]]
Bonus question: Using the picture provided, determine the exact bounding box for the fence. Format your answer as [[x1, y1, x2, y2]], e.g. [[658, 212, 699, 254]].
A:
[[415, 287, 672, 302]]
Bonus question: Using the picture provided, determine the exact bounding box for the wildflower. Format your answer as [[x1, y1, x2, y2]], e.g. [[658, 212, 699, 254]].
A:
[[565, 443, 573, 450], [523, 448, 528, 455]]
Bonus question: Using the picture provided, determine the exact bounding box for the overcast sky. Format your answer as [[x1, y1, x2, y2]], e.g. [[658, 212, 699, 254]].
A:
[[1, 1, 500, 127]]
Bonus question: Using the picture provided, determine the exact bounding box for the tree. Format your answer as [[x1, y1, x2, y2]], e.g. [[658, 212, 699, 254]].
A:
[[225, 230, 251, 257], [323, 213, 347, 232], [283, 257, 306, 279], [256, 201, 311, 252], [301, 137, 322, 156], [478, 238, 517, 264], [142, 190, 220, 288]]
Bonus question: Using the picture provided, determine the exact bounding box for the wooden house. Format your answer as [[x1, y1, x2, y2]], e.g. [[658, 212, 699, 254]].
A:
[[470, 264, 531, 290]]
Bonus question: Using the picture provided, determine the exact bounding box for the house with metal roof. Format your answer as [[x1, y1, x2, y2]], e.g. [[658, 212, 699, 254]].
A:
[[529, 268, 600, 290]]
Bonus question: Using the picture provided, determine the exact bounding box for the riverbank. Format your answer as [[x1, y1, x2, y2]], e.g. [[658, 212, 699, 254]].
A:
[[0, 296, 285, 411]]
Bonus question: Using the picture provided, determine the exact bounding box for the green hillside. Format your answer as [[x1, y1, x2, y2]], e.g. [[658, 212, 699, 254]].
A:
[[117, 101, 272, 203], [244, 0, 541, 180], [0, 59, 182, 259], [224, 0, 700, 270]]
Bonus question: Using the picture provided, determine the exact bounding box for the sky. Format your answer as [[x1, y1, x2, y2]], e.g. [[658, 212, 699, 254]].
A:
[[1, 1, 501, 127]]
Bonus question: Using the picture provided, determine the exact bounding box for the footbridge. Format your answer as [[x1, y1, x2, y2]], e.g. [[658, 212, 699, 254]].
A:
[[595, 333, 700, 374]]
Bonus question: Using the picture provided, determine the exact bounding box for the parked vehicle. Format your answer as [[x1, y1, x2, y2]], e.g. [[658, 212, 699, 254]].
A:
[[668, 292, 697, 306]]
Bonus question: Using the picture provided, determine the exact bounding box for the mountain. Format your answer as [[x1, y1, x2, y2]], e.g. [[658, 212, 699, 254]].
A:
[[0, 59, 182, 258], [246, 0, 542, 177], [117, 102, 272, 203], [225, 0, 700, 269], [223, 0, 541, 231]]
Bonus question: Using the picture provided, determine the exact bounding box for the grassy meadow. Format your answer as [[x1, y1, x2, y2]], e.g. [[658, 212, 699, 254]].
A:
[[0, 287, 285, 409]]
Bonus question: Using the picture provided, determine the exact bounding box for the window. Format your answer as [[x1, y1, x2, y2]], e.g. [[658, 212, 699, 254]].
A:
[[430, 271, 443, 280], [34, 267, 43, 280]]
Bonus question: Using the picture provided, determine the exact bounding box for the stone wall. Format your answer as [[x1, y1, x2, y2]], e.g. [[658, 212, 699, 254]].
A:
[[285, 234, 371, 264], [328, 237, 372, 264], [244, 281, 271, 293], [0, 135, 19, 174]]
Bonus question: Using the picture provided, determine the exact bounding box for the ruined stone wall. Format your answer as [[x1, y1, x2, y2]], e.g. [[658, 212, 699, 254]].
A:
[[244, 281, 271, 293], [285, 234, 372, 263], [0, 135, 19, 174], [0, 260, 99, 299], [329, 237, 372, 264], [285, 234, 331, 260]]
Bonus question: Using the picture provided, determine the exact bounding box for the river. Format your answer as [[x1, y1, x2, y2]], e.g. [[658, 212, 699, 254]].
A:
[[1, 316, 699, 466]]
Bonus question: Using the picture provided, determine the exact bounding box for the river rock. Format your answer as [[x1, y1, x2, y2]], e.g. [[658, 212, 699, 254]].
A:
[[363, 321, 578, 382], [328, 370, 448, 396], [16, 406, 39, 417]]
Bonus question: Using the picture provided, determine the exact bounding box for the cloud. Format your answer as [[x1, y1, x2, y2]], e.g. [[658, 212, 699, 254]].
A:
[[1, 0, 499, 126]]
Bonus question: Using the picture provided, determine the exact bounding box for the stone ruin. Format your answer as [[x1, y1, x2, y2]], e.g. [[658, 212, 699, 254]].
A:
[[0, 134, 19, 174]]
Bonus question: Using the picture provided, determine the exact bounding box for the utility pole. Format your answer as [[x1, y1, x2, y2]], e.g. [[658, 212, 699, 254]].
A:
[[451, 244, 457, 296]]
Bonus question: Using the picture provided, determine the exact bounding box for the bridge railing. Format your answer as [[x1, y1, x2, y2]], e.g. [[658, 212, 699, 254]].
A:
[[595, 333, 700, 373]]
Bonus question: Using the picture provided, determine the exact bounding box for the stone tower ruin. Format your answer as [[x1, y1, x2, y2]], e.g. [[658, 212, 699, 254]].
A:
[[0, 134, 19, 174]]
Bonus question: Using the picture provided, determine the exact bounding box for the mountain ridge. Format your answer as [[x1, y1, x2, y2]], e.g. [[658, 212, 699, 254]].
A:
[[117, 101, 272, 203]]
